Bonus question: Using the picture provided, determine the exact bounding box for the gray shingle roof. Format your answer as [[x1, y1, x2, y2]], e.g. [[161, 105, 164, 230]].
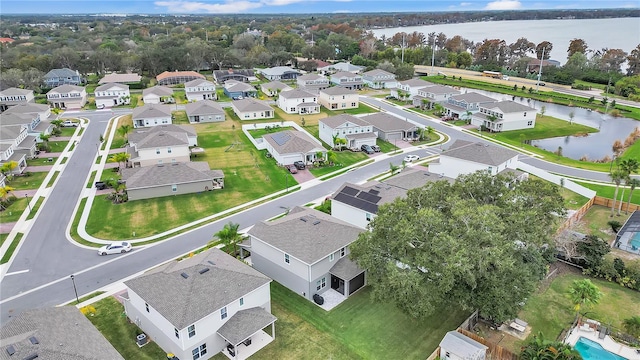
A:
[[0, 113, 34, 126], [259, 66, 300, 76], [232, 98, 272, 112], [185, 78, 214, 87], [330, 256, 364, 281], [0, 124, 26, 141], [297, 73, 327, 81], [345, 132, 376, 140], [248, 207, 363, 264], [0, 87, 33, 96], [439, 331, 487, 357], [217, 307, 276, 345], [95, 82, 129, 92], [362, 69, 394, 77], [142, 85, 173, 97], [484, 100, 536, 113], [450, 92, 497, 103], [44, 68, 78, 79], [263, 130, 324, 156], [319, 62, 364, 72], [332, 71, 361, 79], [3, 103, 49, 115], [320, 87, 356, 96], [132, 103, 172, 119], [125, 248, 270, 329], [278, 89, 315, 99], [0, 307, 124, 360], [129, 130, 189, 149], [320, 114, 369, 128], [224, 81, 255, 93], [360, 113, 416, 132], [261, 81, 291, 91], [399, 78, 430, 87], [185, 100, 224, 117], [122, 162, 223, 190], [421, 85, 459, 95], [48, 84, 84, 94], [444, 140, 519, 166], [98, 73, 141, 84]]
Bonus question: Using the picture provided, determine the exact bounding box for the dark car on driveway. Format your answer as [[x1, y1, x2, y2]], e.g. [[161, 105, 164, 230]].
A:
[[287, 165, 298, 174], [361, 144, 375, 154], [293, 161, 306, 170]]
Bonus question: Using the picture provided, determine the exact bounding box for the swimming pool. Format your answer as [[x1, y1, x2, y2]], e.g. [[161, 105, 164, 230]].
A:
[[631, 232, 640, 249], [574, 337, 628, 360]]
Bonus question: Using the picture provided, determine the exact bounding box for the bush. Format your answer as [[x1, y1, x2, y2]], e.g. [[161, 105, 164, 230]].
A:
[[608, 220, 622, 233], [623, 316, 640, 338]]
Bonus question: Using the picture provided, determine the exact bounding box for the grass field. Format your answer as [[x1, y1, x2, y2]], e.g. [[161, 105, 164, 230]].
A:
[[46, 171, 60, 187], [172, 110, 189, 125], [27, 157, 58, 166], [571, 205, 630, 243], [48, 140, 69, 153], [0, 233, 23, 264], [0, 197, 28, 222], [110, 115, 133, 150], [58, 127, 79, 137], [0, 233, 8, 245], [9, 172, 48, 190], [575, 181, 640, 206]]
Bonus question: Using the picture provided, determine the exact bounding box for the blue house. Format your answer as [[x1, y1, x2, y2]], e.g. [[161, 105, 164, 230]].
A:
[[44, 68, 83, 88], [223, 80, 258, 99]]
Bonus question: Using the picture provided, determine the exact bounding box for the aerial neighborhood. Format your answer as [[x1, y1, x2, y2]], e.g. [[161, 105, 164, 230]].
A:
[[1, 8, 640, 360]]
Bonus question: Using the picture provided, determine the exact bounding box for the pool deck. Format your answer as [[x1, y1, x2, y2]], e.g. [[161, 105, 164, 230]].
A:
[[565, 324, 639, 359]]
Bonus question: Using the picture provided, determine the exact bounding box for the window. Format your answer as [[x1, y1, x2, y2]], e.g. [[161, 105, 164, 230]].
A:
[[329, 253, 334, 262], [340, 247, 346, 258], [351, 102, 356, 107], [175, 328, 179, 339], [284, 253, 290, 264], [192, 343, 207, 360], [221, 306, 227, 320], [523, 112, 527, 117], [527, 121, 533, 126], [167, 147, 172, 153], [239, 297, 244, 306], [188, 324, 196, 338], [366, 213, 372, 222], [488, 166, 493, 173], [172, 184, 177, 192], [145, 303, 149, 312], [316, 277, 326, 291], [156, 148, 160, 154]]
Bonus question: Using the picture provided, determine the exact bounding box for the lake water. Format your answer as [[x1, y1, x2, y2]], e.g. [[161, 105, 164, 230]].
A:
[[371, 18, 640, 64]]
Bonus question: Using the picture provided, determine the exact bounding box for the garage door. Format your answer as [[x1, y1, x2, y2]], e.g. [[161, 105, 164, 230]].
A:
[[348, 272, 365, 295], [386, 132, 402, 141]]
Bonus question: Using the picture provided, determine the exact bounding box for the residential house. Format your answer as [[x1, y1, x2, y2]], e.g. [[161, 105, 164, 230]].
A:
[[126, 124, 197, 167], [223, 80, 258, 99], [185, 79, 217, 102], [443, 92, 497, 120], [142, 86, 174, 104], [318, 87, 359, 110], [318, 62, 364, 74], [47, 84, 87, 109], [330, 71, 364, 90], [231, 98, 274, 120], [98, 73, 142, 85], [472, 100, 537, 132], [132, 103, 173, 128], [156, 71, 205, 86], [44, 68, 82, 87], [0, 37, 15, 46], [391, 78, 431, 101], [439, 331, 487, 360], [526, 58, 559, 73], [0, 87, 34, 112], [3, 102, 51, 121], [0, 307, 124, 360], [185, 100, 225, 123], [245, 207, 366, 302], [362, 69, 397, 89], [0, 123, 34, 174], [213, 69, 255, 84], [319, 114, 376, 149], [94, 82, 130, 108], [296, 73, 330, 94], [429, 140, 523, 179], [360, 113, 418, 142], [1, 112, 53, 142], [121, 162, 224, 200], [413, 85, 460, 107], [122, 248, 274, 359], [260, 81, 292, 97], [263, 130, 326, 166], [276, 89, 320, 115], [257, 66, 301, 81]]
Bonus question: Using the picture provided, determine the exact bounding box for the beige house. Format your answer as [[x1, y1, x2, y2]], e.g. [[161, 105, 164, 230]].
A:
[[132, 103, 173, 128], [126, 124, 197, 167], [231, 98, 274, 120], [142, 86, 174, 104], [185, 100, 225, 123], [0, 87, 35, 112], [319, 87, 359, 110], [47, 84, 87, 109]]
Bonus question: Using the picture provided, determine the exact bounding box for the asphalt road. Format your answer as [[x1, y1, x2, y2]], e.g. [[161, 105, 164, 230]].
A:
[[0, 99, 628, 324]]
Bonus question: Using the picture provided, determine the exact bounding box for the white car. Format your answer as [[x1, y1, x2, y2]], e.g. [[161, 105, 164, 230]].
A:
[[403, 154, 420, 163], [61, 120, 78, 127], [98, 241, 132, 256]]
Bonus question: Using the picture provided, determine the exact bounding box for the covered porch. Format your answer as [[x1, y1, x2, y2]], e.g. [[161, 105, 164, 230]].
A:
[[218, 307, 277, 360], [329, 257, 367, 299], [296, 102, 320, 115]]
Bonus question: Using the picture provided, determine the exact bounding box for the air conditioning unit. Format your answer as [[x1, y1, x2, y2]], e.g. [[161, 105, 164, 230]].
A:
[[136, 333, 147, 346]]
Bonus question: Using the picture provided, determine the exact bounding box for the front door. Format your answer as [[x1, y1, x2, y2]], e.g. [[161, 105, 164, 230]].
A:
[[331, 275, 345, 295]]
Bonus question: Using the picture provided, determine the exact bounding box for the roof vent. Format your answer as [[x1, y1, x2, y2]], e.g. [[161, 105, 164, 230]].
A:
[[6, 345, 15, 356], [207, 260, 216, 266], [23, 354, 38, 360], [180, 272, 189, 279], [29, 337, 39, 345], [300, 217, 307, 222], [313, 221, 321, 225], [199, 268, 210, 274]]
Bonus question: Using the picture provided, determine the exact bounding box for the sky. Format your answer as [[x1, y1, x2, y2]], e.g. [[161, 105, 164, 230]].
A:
[[1, 0, 638, 14]]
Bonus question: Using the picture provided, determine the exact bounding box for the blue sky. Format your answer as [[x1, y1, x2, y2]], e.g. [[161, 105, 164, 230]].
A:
[[1, 0, 638, 14]]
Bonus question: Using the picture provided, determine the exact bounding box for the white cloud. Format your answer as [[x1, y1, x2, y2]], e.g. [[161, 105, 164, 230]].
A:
[[484, 0, 523, 10], [333, 0, 353, 2], [260, 0, 304, 5], [460, 2, 473, 6], [332, 9, 352, 13], [155, 0, 262, 13]]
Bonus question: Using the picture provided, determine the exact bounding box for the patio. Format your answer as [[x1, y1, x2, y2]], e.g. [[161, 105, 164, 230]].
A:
[[220, 330, 274, 360], [316, 289, 347, 311], [564, 319, 638, 359]]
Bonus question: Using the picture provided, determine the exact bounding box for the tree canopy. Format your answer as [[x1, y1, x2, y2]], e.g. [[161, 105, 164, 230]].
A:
[[350, 171, 564, 322]]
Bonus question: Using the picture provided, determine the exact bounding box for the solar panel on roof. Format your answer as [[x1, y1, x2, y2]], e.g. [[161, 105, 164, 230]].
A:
[[341, 186, 359, 196], [271, 132, 290, 146], [356, 191, 382, 203], [333, 193, 379, 214]]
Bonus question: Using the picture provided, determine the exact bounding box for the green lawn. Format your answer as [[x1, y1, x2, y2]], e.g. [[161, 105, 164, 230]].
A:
[[110, 115, 132, 150], [48, 140, 69, 153], [325, 103, 380, 116], [248, 126, 295, 138], [0, 233, 23, 264], [9, 172, 48, 190], [27, 157, 58, 166], [377, 139, 399, 152], [172, 110, 189, 125], [85, 297, 168, 360], [309, 150, 368, 177], [100, 168, 121, 183], [0, 197, 28, 222], [26, 196, 44, 220], [559, 188, 591, 210], [0, 233, 8, 245], [58, 127, 78, 137], [46, 171, 60, 187], [576, 181, 640, 205], [572, 205, 631, 242]]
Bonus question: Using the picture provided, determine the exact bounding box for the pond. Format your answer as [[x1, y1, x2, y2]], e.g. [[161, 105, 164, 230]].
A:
[[458, 87, 640, 161]]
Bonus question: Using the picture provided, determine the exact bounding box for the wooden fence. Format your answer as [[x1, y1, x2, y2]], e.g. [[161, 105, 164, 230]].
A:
[[593, 195, 640, 213], [457, 329, 519, 360], [556, 196, 595, 233]]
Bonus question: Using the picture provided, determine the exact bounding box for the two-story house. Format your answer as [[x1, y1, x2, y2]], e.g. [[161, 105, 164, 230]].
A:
[[185, 79, 217, 102], [132, 104, 173, 128], [223, 80, 258, 99], [319, 114, 376, 149], [391, 78, 431, 101], [362, 69, 397, 89], [3, 102, 52, 122], [185, 100, 225, 123], [360, 113, 418, 142], [0, 123, 33, 174], [1, 112, 53, 142], [296, 74, 330, 94], [330, 71, 364, 90], [123, 248, 276, 360], [94, 82, 130, 108], [263, 130, 326, 166], [276, 89, 319, 115], [318, 62, 364, 74], [318, 87, 359, 110], [473, 100, 538, 132], [44, 68, 82, 87], [412, 85, 460, 107], [260, 81, 292, 97], [99, 73, 142, 85], [429, 140, 522, 179], [142, 86, 174, 105], [443, 92, 497, 120], [257, 66, 301, 81], [244, 207, 366, 303], [126, 124, 196, 167], [0, 87, 34, 112], [47, 84, 87, 109], [156, 71, 205, 85], [231, 98, 273, 120]]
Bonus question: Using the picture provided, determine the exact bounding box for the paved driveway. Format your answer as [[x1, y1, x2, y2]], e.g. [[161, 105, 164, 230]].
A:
[[291, 168, 315, 183]]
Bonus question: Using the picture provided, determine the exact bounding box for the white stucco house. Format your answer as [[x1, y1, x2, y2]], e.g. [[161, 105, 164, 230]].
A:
[[359, 113, 418, 142], [185, 79, 217, 102], [330, 71, 364, 90], [429, 140, 524, 179], [318, 87, 359, 110], [412, 84, 460, 107], [0, 87, 35, 113], [231, 98, 274, 120], [318, 114, 376, 149], [276, 89, 320, 115], [443, 92, 498, 120], [391, 78, 431, 101], [472, 100, 537, 132], [122, 248, 276, 360], [439, 331, 487, 360], [126, 124, 196, 167], [47, 84, 87, 109], [142, 86, 174, 104], [362, 69, 397, 89], [260, 81, 292, 97], [94, 82, 131, 108], [132, 103, 173, 128], [3, 103, 52, 123], [257, 66, 301, 81], [185, 100, 225, 123], [318, 62, 364, 74], [296, 73, 330, 94], [263, 130, 326, 166]]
